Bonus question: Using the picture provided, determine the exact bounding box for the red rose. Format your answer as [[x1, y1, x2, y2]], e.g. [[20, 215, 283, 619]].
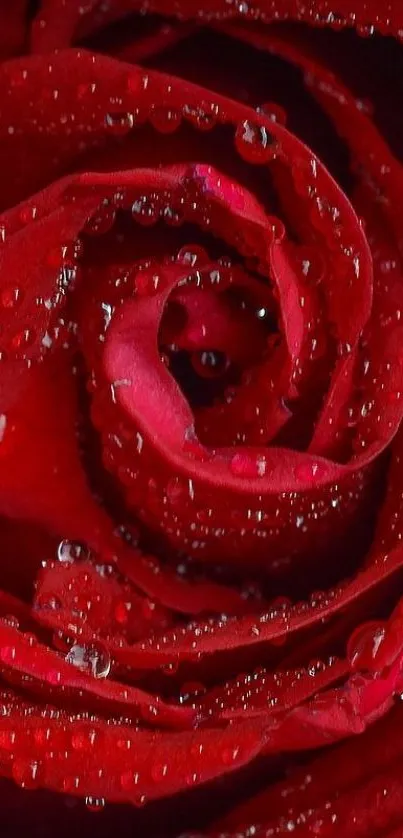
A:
[[0, 1, 403, 835]]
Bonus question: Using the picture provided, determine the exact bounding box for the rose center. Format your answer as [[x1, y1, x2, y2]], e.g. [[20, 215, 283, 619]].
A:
[[159, 262, 277, 416]]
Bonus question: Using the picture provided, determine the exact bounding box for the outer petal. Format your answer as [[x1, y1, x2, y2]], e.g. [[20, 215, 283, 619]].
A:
[[30, 0, 403, 49]]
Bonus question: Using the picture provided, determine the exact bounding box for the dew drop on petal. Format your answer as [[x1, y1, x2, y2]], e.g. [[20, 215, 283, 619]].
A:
[[35, 593, 62, 612], [150, 106, 181, 133], [85, 205, 116, 236], [11, 328, 35, 351], [294, 461, 325, 483], [71, 727, 100, 752], [85, 796, 106, 813], [166, 476, 188, 505], [46, 669, 62, 685], [183, 104, 217, 131], [177, 245, 208, 267], [134, 794, 147, 808], [151, 762, 169, 782], [120, 770, 139, 791], [0, 646, 16, 665], [104, 112, 134, 134], [132, 195, 160, 227], [19, 205, 38, 224], [230, 453, 268, 478], [65, 641, 111, 679], [12, 758, 43, 790], [0, 286, 23, 309], [347, 622, 386, 672], [114, 600, 130, 625], [162, 204, 184, 227], [0, 729, 16, 750], [179, 681, 206, 704], [221, 746, 240, 766], [57, 540, 90, 564], [191, 350, 229, 379], [258, 102, 287, 125], [235, 119, 276, 164], [62, 776, 81, 794]]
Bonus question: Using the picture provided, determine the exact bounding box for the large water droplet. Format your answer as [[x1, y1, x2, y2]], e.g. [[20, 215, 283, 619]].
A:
[[347, 621, 386, 672], [177, 245, 208, 267], [65, 641, 111, 679], [57, 540, 90, 564], [235, 119, 276, 164]]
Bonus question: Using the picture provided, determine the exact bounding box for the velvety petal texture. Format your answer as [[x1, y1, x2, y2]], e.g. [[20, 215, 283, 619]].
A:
[[0, 2, 402, 837]]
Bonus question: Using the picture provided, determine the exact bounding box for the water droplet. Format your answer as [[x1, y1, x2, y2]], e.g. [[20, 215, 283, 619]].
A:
[[120, 770, 139, 791], [114, 600, 130, 625], [235, 119, 276, 164], [294, 461, 324, 483], [46, 669, 62, 685], [104, 112, 134, 134], [0, 646, 16, 664], [338, 341, 353, 358], [0, 729, 16, 751], [35, 593, 62, 612], [2, 615, 19, 629], [150, 106, 181, 134], [222, 746, 240, 765], [166, 476, 188, 505], [0, 286, 23, 309], [12, 758, 42, 790], [71, 727, 100, 752], [183, 104, 217, 131], [11, 328, 35, 351], [161, 659, 179, 676], [134, 794, 147, 808], [19, 204, 38, 224], [230, 453, 267, 478], [65, 641, 111, 679], [151, 762, 169, 782], [185, 772, 200, 787], [132, 195, 160, 226], [117, 737, 132, 751], [176, 245, 208, 267], [258, 102, 286, 125], [53, 630, 72, 653], [57, 540, 90, 564], [179, 681, 206, 704], [191, 350, 229, 379], [347, 622, 386, 672], [33, 727, 51, 747], [62, 775, 81, 793], [162, 204, 184, 227], [85, 205, 116, 236], [85, 796, 106, 813]]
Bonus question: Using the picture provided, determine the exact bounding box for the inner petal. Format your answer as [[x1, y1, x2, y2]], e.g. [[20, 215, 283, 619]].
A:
[[159, 258, 279, 439]]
